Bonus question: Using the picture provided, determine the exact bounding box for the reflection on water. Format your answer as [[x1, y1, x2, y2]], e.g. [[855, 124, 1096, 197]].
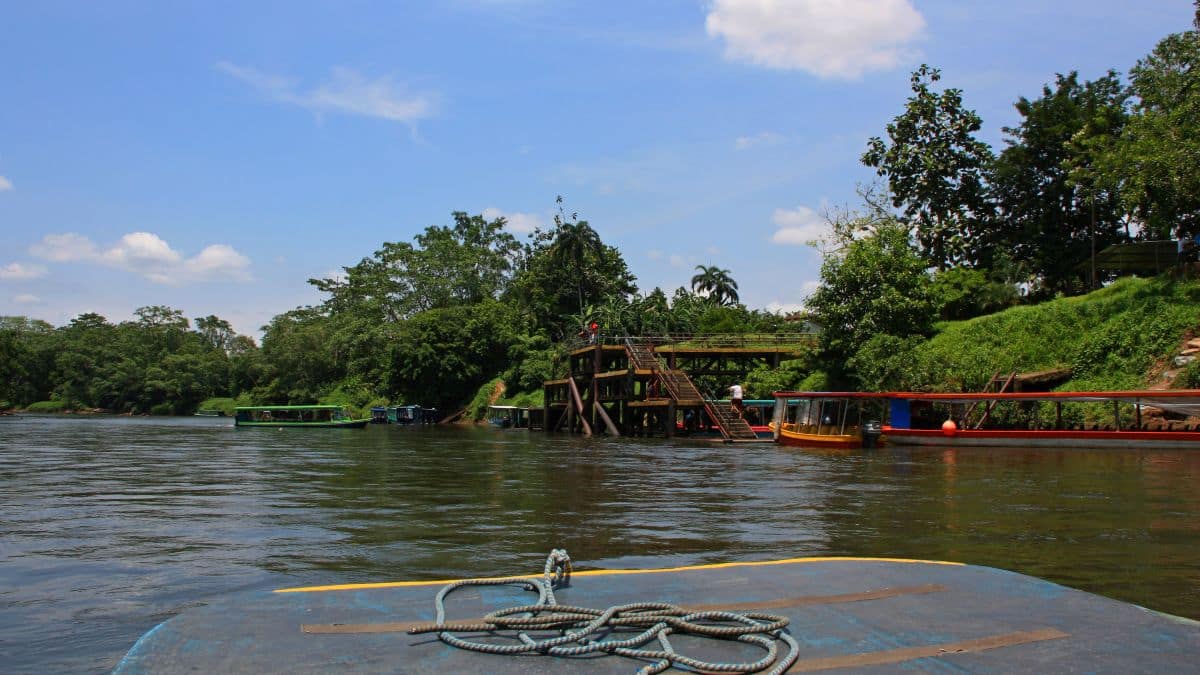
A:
[[2, 415, 1199, 672]]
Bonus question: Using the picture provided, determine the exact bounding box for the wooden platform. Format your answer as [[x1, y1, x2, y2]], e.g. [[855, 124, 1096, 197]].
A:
[[115, 557, 1199, 673]]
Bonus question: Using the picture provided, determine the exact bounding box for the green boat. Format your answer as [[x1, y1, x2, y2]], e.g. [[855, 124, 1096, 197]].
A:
[[233, 405, 370, 429]]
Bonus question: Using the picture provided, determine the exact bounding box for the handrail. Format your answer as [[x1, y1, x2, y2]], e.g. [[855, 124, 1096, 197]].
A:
[[572, 333, 817, 351]]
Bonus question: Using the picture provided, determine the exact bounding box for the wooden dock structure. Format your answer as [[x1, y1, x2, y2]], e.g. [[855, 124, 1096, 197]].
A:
[[542, 334, 812, 442]]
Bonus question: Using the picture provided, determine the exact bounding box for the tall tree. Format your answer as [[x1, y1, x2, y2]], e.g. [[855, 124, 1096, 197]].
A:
[[508, 199, 637, 337], [1095, 20, 1200, 238], [690, 265, 740, 306], [992, 72, 1130, 294], [806, 218, 936, 368], [862, 65, 996, 269]]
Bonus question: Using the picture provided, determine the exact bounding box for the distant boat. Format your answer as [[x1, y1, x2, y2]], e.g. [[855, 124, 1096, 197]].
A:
[[389, 404, 438, 425], [771, 392, 884, 449], [487, 405, 528, 429], [884, 390, 1200, 449], [234, 406, 369, 429], [193, 409, 226, 417]]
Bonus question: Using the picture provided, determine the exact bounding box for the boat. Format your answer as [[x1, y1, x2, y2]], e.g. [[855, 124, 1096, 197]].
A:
[[771, 392, 885, 448], [390, 404, 439, 425], [193, 409, 226, 417], [370, 407, 390, 424], [883, 390, 1200, 448], [114, 550, 1200, 673], [487, 405, 529, 429], [233, 405, 370, 429]]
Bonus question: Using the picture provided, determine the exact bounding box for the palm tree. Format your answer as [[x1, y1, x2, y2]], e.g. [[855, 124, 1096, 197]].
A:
[[551, 220, 604, 313], [690, 265, 740, 306]]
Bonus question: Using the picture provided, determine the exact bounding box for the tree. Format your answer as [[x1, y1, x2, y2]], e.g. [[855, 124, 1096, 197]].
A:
[[548, 197, 606, 313], [508, 199, 637, 337], [992, 71, 1130, 293], [1095, 21, 1200, 238], [806, 218, 936, 370], [862, 65, 996, 268], [194, 315, 237, 354], [690, 265, 740, 306]]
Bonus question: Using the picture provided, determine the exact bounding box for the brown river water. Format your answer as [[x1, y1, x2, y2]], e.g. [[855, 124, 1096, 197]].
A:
[[2, 414, 1199, 673]]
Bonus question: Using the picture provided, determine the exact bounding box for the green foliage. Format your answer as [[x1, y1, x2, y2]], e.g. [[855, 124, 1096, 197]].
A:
[[862, 64, 996, 268], [1096, 26, 1200, 237], [743, 358, 813, 399], [387, 300, 524, 412], [197, 397, 238, 416], [26, 399, 69, 413], [994, 71, 1130, 293], [806, 218, 937, 367], [889, 276, 1200, 392], [929, 267, 1019, 320], [848, 335, 932, 392], [796, 371, 831, 391], [465, 378, 505, 422], [1175, 358, 1200, 388]]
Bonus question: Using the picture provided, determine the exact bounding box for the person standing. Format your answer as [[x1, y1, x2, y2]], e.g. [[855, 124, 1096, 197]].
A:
[[729, 383, 744, 416]]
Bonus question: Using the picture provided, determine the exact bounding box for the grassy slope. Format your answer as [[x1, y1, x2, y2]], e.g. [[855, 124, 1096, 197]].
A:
[[915, 276, 1200, 392]]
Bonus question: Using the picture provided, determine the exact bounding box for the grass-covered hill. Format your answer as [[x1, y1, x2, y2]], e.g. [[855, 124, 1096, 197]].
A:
[[853, 276, 1200, 393]]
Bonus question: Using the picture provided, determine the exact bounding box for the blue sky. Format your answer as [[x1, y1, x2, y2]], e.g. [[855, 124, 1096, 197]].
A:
[[0, 1, 1192, 337]]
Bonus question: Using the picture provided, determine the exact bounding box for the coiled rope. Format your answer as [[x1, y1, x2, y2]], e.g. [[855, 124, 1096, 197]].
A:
[[407, 549, 800, 674]]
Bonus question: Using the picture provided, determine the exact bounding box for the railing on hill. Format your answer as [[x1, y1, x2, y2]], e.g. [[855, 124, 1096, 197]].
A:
[[570, 332, 817, 351]]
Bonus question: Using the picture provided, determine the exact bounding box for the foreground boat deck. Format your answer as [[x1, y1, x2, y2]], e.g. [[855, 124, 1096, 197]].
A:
[[115, 557, 1200, 673]]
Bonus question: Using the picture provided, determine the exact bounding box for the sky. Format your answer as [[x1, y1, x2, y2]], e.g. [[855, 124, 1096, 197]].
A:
[[0, 1, 1193, 338]]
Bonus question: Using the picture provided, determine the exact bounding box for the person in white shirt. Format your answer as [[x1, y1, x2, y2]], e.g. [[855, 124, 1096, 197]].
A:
[[729, 384, 744, 417]]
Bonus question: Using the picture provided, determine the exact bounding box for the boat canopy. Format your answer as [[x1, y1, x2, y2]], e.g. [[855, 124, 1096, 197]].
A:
[[883, 391, 1200, 418]]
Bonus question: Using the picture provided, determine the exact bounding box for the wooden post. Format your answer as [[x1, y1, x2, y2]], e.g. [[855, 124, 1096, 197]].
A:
[[665, 400, 676, 438], [594, 401, 620, 436]]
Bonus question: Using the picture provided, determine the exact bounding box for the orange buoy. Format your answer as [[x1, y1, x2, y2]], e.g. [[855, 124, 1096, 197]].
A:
[[941, 419, 957, 436]]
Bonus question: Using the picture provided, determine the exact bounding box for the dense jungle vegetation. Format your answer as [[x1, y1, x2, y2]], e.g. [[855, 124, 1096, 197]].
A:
[[4, 12, 1200, 417]]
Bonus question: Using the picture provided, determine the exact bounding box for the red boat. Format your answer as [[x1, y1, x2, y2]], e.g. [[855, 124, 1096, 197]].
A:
[[883, 390, 1200, 449]]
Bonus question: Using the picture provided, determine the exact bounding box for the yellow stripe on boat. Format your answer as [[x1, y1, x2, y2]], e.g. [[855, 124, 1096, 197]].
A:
[[274, 556, 964, 593]]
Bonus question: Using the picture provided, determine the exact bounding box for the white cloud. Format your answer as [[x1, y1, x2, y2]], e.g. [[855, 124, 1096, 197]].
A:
[[0, 262, 47, 280], [766, 300, 805, 314], [13, 293, 40, 304], [735, 132, 785, 150], [30, 232, 251, 284], [770, 205, 827, 245], [481, 207, 543, 234], [705, 0, 926, 79], [0, 176, 12, 191], [218, 62, 435, 124], [668, 254, 686, 268]]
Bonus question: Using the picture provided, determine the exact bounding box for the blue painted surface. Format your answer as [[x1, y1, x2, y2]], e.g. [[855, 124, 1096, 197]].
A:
[[115, 559, 1200, 674], [890, 399, 911, 429]]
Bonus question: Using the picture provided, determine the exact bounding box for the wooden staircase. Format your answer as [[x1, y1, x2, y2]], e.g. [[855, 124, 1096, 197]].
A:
[[625, 340, 758, 442], [962, 371, 1017, 429]]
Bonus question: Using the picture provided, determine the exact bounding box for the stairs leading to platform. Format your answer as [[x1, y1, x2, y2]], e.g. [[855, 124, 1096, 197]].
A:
[[625, 340, 758, 442]]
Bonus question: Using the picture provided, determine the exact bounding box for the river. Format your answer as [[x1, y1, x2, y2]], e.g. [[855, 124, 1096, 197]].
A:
[[2, 414, 1199, 672]]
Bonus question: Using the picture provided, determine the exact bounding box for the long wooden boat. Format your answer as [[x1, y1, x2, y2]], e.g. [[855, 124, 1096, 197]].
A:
[[114, 553, 1200, 673], [487, 405, 529, 429], [234, 405, 370, 429], [884, 390, 1200, 448], [771, 392, 885, 448]]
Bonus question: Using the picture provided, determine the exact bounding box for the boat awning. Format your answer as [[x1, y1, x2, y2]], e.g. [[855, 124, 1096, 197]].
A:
[[890, 391, 1200, 417]]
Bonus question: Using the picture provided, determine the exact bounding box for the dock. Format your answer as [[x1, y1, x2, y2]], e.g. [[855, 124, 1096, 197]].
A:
[[542, 334, 812, 442]]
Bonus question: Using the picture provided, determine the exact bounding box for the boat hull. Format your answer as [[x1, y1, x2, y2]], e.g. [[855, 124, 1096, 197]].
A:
[[885, 427, 1200, 449], [775, 428, 866, 448], [114, 556, 1200, 674]]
